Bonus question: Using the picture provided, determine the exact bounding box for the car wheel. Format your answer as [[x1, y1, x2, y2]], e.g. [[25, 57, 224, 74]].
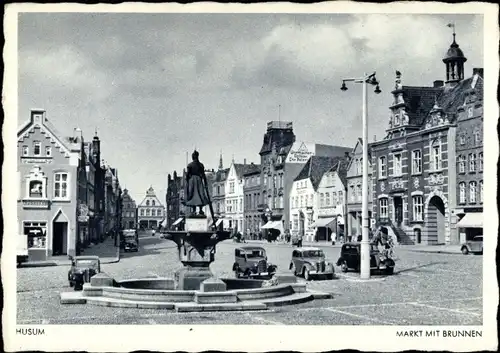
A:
[[340, 261, 349, 273], [303, 267, 311, 281], [385, 267, 394, 275], [69, 281, 74, 288], [461, 246, 469, 255], [290, 263, 297, 276]]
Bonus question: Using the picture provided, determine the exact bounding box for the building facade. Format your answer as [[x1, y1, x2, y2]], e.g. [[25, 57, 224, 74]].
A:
[[346, 138, 374, 241], [137, 186, 164, 229], [212, 154, 229, 223], [166, 171, 182, 228], [370, 33, 481, 245], [103, 167, 122, 237], [224, 162, 245, 232], [121, 188, 137, 229], [315, 158, 349, 242], [243, 163, 261, 239], [17, 109, 85, 260], [289, 156, 342, 242], [454, 68, 484, 242]]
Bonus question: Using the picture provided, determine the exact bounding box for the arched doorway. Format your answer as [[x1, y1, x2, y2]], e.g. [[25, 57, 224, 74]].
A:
[[427, 196, 446, 244]]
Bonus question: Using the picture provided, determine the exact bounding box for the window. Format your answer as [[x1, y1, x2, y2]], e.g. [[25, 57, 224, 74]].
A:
[[459, 135, 466, 145], [151, 209, 155, 216], [140, 209, 144, 216], [468, 106, 473, 118], [319, 193, 324, 208], [474, 130, 481, 145], [350, 185, 355, 201], [338, 191, 343, 205], [356, 185, 362, 202], [300, 195, 304, 208], [146, 200, 150, 206], [356, 159, 361, 175], [469, 181, 477, 203], [459, 182, 466, 204], [480, 181, 483, 203], [279, 195, 284, 209], [431, 141, 441, 171], [379, 198, 388, 218], [332, 192, 337, 206], [24, 222, 47, 249], [458, 155, 466, 173], [273, 175, 277, 188], [22, 145, 29, 156], [33, 141, 41, 156], [379, 156, 387, 178], [146, 209, 151, 216], [412, 150, 422, 174], [54, 172, 68, 198], [29, 180, 43, 198], [45, 146, 52, 157], [229, 182, 235, 193], [152, 200, 155, 206], [393, 153, 402, 176], [279, 174, 283, 188], [479, 153, 483, 172], [325, 192, 330, 207], [359, 158, 363, 174], [412, 196, 423, 221], [309, 194, 313, 207], [239, 199, 242, 212], [469, 154, 476, 172]]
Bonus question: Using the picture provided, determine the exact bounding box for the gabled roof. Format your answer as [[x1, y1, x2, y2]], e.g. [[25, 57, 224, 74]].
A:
[[215, 168, 230, 182], [399, 85, 443, 126], [242, 163, 261, 176], [233, 163, 260, 179], [294, 156, 342, 190], [325, 158, 349, 186]]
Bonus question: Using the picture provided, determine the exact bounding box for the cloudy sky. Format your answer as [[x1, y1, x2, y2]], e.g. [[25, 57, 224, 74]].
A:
[[18, 12, 483, 203]]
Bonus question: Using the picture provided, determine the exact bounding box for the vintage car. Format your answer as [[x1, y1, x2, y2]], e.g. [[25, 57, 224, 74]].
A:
[[336, 242, 395, 275], [289, 247, 335, 280], [68, 255, 101, 290], [461, 235, 483, 255], [232, 246, 277, 279], [122, 229, 139, 252]]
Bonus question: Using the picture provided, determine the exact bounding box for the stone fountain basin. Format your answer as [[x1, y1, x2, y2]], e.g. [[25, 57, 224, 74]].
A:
[[60, 274, 332, 312]]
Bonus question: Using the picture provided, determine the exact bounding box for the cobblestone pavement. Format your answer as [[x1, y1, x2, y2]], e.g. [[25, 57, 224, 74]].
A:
[[17, 231, 483, 325]]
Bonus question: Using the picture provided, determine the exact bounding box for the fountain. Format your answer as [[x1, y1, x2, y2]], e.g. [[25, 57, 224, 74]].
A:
[[60, 151, 332, 312]]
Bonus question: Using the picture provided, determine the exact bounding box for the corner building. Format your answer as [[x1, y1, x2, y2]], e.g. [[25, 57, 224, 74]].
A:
[[370, 33, 483, 245]]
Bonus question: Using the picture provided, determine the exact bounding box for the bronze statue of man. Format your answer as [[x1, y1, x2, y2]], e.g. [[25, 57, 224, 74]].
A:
[[184, 150, 210, 216]]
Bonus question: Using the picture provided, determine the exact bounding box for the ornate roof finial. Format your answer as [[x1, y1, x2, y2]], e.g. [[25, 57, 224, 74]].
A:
[[447, 22, 456, 43]]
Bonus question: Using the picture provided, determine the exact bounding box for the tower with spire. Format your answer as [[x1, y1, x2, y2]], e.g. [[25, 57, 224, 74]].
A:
[[218, 151, 224, 170], [443, 23, 467, 87]]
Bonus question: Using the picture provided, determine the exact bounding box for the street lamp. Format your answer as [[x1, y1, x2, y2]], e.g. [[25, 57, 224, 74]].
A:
[[340, 72, 381, 280]]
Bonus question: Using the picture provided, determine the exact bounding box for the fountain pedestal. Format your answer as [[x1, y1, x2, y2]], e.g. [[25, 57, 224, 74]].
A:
[[165, 216, 231, 290]]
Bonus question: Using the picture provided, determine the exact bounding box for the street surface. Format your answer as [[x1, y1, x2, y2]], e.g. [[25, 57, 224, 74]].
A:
[[17, 230, 483, 325]]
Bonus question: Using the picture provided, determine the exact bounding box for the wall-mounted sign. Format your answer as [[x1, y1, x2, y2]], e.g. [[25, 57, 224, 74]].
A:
[[285, 142, 315, 164], [21, 158, 53, 164]]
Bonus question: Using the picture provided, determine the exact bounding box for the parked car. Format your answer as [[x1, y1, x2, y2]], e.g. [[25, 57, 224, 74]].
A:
[[68, 256, 101, 291], [461, 236, 483, 255], [232, 246, 277, 279], [121, 229, 139, 251], [336, 242, 395, 275], [289, 247, 335, 280]]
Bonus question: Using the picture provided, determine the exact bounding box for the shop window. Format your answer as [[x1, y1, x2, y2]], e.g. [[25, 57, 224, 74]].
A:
[[24, 222, 47, 249], [412, 196, 423, 221], [54, 172, 69, 199], [379, 198, 388, 218], [459, 182, 466, 204]]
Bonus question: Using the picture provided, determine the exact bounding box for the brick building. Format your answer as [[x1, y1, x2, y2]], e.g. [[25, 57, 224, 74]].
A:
[[243, 162, 261, 238], [121, 188, 137, 229], [137, 186, 164, 229], [370, 32, 482, 245], [166, 171, 182, 228]]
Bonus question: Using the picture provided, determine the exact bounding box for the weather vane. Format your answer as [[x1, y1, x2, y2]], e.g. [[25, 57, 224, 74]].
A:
[[447, 22, 456, 40]]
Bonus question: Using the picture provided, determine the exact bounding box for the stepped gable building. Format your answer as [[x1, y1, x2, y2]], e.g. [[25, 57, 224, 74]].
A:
[[242, 162, 261, 238], [121, 188, 137, 229], [258, 121, 352, 235], [137, 186, 164, 229], [370, 32, 483, 245], [17, 109, 88, 260], [289, 156, 342, 242], [346, 138, 373, 241]]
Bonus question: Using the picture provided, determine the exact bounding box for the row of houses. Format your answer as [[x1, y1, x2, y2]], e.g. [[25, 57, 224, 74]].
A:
[[165, 32, 483, 245], [17, 109, 123, 261]]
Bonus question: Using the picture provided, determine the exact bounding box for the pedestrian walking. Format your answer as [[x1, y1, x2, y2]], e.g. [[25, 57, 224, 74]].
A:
[[297, 232, 303, 248]]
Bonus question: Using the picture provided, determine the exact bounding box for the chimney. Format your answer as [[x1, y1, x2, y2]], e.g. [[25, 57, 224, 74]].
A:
[[473, 68, 483, 77], [433, 80, 444, 88], [244, 158, 247, 165], [373, 135, 377, 142]]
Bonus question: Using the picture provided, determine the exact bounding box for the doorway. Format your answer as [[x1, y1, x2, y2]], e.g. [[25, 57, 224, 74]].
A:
[[393, 197, 403, 226], [52, 222, 68, 256], [428, 196, 446, 244]]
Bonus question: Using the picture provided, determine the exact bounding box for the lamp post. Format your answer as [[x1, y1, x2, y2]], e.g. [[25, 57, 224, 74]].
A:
[[341, 72, 381, 279]]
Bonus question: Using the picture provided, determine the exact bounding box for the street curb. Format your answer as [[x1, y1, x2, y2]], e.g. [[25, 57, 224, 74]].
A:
[[407, 250, 462, 255]]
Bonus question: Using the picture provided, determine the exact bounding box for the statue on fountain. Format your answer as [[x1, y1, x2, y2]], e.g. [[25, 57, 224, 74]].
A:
[[184, 150, 210, 217]]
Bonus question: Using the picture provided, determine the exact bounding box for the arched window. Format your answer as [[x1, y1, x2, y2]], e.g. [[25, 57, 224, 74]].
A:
[[458, 155, 466, 173], [146, 200, 150, 206], [469, 181, 477, 203], [469, 154, 476, 172], [152, 200, 155, 206]]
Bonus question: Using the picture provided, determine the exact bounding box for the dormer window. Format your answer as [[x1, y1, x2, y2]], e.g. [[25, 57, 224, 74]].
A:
[[33, 141, 41, 156], [22, 145, 29, 156]]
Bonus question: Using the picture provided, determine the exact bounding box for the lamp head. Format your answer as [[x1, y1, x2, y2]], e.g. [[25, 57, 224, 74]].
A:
[[374, 85, 382, 94], [340, 81, 348, 91]]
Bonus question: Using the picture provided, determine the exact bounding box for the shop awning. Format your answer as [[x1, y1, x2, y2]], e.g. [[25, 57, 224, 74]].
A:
[[457, 213, 483, 228], [172, 217, 184, 226], [311, 217, 336, 228], [261, 221, 284, 233], [160, 218, 168, 228]]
